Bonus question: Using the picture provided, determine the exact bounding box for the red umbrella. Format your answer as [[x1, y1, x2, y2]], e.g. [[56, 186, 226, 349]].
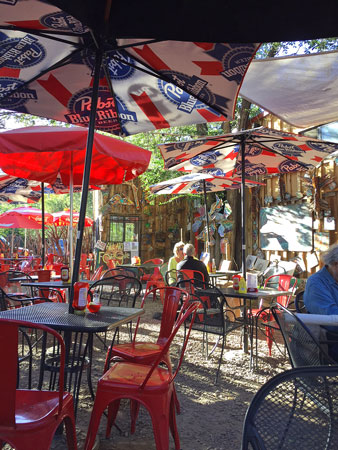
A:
[[0, 125, 151, 273], [52, 211, 93, 227], [0, 207, 53, 229], [0, 126, 151, 186], [0, 207, 53, 256]]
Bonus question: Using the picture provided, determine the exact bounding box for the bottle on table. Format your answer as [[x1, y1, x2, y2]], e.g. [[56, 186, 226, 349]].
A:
[[212, 258, 217, 273], [232, 274, 241, 290], [238, 277, 247, 293], [72, 281, 89, 315]]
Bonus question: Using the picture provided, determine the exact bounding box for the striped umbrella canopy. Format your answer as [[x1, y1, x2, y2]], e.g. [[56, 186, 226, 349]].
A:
[[159, 127, 338, 275], [150, 172, 264, 248]]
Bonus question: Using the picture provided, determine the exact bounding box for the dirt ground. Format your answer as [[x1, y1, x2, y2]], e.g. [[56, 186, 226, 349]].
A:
[[47, 297, 291, 450]]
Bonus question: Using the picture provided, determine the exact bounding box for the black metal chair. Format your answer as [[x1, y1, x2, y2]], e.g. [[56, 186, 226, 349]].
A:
[[271, 304, 336, 367], [294, 290, 306, 313], [88, 275, 142, 350], [242, 365, 338, 450], [177, 280, 243, 383]]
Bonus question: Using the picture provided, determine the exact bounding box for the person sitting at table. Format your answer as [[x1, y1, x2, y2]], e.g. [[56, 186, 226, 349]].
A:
[[167, 241, 185, 285], [304, 243, 338, 361], [177, 243, 210, 286]]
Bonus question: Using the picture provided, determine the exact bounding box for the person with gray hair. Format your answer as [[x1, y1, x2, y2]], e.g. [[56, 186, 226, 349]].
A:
[[177, 243, 210, 285], [304, 243, 338, 360]]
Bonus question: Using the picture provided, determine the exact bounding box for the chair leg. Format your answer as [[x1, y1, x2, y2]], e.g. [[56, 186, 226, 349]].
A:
[[169, 394, 180, 450], [63, 414, 78, 450], [130, 399, 141, 434], [105, 399, 121, 438], [84, 393, 107, 450]]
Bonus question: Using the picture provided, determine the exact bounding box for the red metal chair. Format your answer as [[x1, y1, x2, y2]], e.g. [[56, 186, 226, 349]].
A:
[[0, 318, 77, 449], [84, 299, 198, 450], [250, 274, 297, 356], [144, 266, 166, 302], [140, 258, 164, 282], [79, 253, 90, 279], [104, 286, 189, 421]]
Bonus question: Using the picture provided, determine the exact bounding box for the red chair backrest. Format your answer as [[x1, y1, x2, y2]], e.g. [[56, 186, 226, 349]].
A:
[[0, 318, 66, 425], [149, 266, 164, 282], [180, 269, 205, 282], [140, 298, 198, 389], [91, 265, 104, 281], [135, 287, 189, 347], [264, 274, 297, 307], [143, 259, 164, 265]]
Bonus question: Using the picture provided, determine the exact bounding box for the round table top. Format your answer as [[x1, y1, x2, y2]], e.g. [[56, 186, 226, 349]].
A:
[[0, 302, 144, 332]]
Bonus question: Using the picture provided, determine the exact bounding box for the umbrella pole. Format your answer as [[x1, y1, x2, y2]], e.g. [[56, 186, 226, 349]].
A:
[[203, 180, 211, 253], [240, 136, 246, 278], [70, 48, 103, 312], [41, 182, 45, 267], [69, 154, 74, 276]]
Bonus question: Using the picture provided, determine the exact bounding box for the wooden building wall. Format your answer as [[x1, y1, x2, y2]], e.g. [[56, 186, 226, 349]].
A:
[[100, 180, 191, 263]]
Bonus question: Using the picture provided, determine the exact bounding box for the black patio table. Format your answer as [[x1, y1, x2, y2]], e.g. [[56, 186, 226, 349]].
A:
[[196, 286, 291, 369], [0, 302, 144, 415]]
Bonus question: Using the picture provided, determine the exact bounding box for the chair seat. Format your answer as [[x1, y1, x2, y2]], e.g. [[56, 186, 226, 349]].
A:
[[102, 362, 170, 388], [112, 342, 162, 361], [15, 390, 71, 424]]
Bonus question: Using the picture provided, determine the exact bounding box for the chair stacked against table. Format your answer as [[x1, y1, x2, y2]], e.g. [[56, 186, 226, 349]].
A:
[[84, 293, 198, 450], [0, 318, 77, 449]]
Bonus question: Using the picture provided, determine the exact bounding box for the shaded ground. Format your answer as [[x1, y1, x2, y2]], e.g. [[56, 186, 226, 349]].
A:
[[19, 298, 293, 449]]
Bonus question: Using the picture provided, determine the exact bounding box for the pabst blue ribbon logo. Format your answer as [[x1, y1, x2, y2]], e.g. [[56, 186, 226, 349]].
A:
[[66, 87, 137, 132], [205, 43, 257, 85], [0, 77, 37, 108], [236, 160, 267, 176], [279, 160, 307, 173], [200, 168, 225, 176], [85, 50, 135, 80], [190, 152, 218, 167], [306, 140, 338, 153], [158, 71, 222, 114], [190, 181, 214, 193], [165, 157, 182, 169], [107, 50, 135, 80], [0, 35, 45, 68], [40, 12, 87, 34], [246, 144, 263, 157], [271, 142, 305, 157]]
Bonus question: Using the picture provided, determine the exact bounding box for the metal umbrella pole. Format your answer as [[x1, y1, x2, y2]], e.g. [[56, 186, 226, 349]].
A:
[[240, 135, 247, 278], [70, 48, 103, 312], [69, 153, 74, 276], [41, 182, 45, 267], [202, 179, 211, 252]]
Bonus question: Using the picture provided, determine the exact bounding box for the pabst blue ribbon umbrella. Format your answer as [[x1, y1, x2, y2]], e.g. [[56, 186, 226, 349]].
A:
[[150, 172, 264, 249], [159, 127, 338, 275], [0, 1, 259, 292]]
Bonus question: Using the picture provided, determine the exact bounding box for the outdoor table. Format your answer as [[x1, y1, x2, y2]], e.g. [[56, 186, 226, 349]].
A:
[[209, 270, 241, 286], [0, 302, 144, 415], [9, 274, 61, 282], [196, 286, 291, 369]]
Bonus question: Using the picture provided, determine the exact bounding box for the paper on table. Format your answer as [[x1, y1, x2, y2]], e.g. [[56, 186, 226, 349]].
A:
[[295, 313, 338, 326]]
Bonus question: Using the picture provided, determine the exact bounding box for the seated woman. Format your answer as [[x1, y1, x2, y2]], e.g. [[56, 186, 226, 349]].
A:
[[167, 241, 185, 285], [304, 244, 338, 361]]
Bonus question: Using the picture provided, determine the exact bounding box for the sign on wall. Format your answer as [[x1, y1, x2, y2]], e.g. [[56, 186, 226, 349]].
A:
[[260, 204, 312, 251]]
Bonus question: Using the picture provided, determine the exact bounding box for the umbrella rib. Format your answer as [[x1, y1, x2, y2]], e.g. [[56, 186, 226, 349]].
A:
[[111, 49, 231, 119], [0, 25, 86, 47], [0, 47, 85, 103]]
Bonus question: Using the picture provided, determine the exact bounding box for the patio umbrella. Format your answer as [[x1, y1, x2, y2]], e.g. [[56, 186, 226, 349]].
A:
[[0, 2, 259, 289], [158, 127, 338, 275], [0, 207, 53, 255], [52, 210, 93, 227], [0, 125, 151, 287], [150, 172, 264, 248]]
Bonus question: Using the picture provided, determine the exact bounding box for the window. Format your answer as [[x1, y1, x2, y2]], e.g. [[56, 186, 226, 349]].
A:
[[109, 216, 139, 243]]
